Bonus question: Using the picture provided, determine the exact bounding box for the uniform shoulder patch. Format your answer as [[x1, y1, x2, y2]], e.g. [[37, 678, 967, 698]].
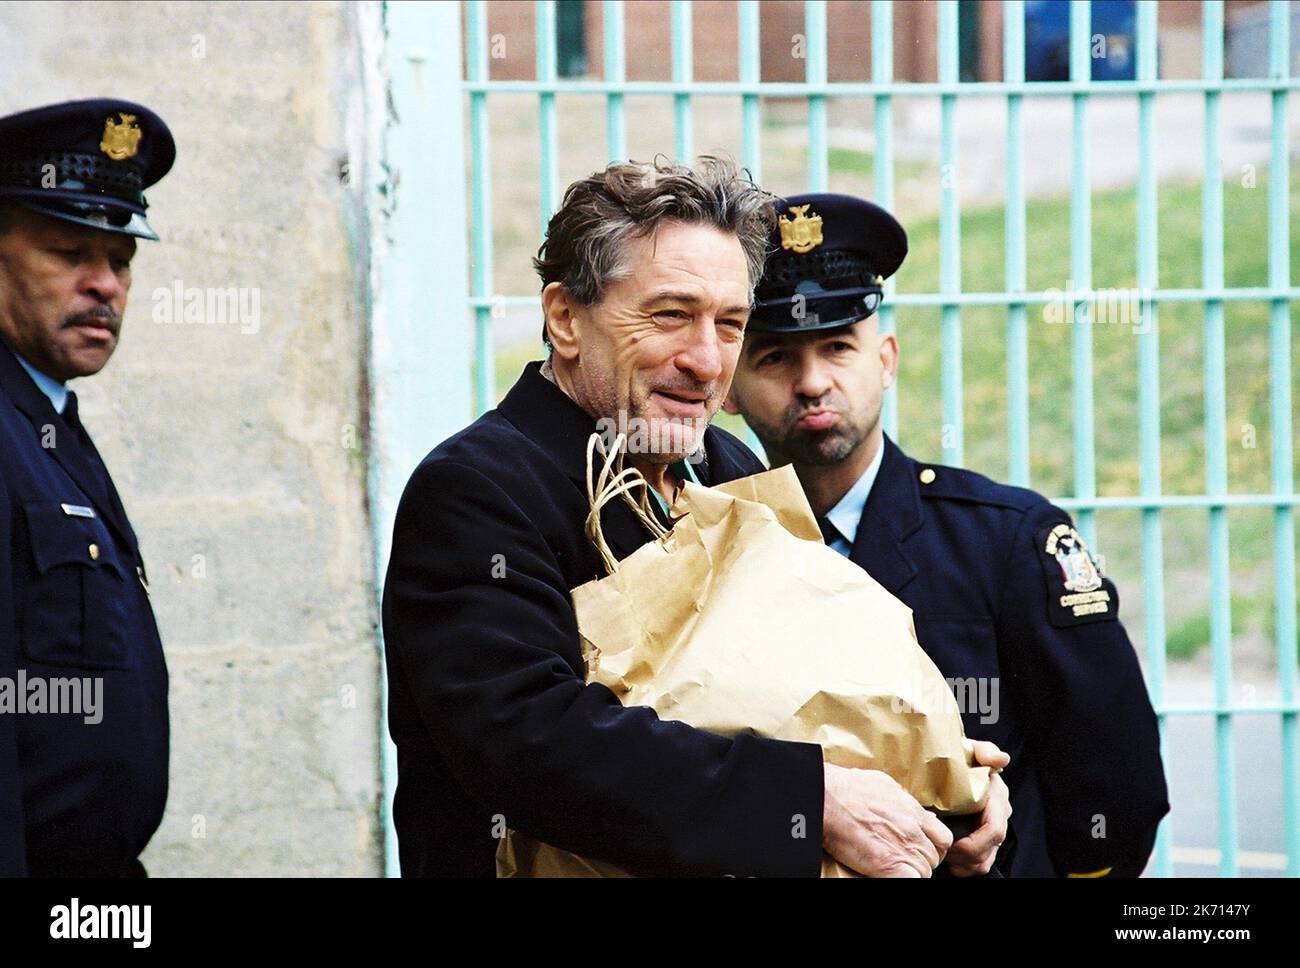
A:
[[1036, 521, 1119, 627]]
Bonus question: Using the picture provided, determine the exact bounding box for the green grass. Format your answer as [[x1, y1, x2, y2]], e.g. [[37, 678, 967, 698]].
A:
[[1164, 596, 1249, 661], [890, 165, 1300, 498], [823, 146, 929, 183], [1164, 593, 1298, 661]]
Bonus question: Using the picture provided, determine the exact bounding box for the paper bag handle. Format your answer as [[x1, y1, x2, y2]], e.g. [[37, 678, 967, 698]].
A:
[[584, 432, 670, 575]]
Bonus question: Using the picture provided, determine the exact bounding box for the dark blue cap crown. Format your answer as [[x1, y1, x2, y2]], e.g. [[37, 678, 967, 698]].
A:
[[0, 98, 175, 240], [750, 192, 908, 333]]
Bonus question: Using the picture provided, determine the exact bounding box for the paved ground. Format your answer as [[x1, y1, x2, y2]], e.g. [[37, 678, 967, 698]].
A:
[[1159, 662, 1292, 877], [876, 90, 1299, 206]]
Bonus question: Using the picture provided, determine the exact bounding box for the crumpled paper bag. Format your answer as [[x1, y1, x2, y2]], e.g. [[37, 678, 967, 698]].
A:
[[497, 434, 989, 877]]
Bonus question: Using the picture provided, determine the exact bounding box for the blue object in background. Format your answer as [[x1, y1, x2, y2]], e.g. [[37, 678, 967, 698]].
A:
[[1026, 0, 1138, 81]]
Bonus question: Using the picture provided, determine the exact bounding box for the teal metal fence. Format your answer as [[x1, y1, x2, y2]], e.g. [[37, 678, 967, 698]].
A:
[[441, 0, 1299, 877]]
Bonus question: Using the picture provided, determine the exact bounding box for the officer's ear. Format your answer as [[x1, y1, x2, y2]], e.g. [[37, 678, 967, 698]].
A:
[[721, 355, 749, 416], [541, 282, 583, 362], [878, 328, 899, 391], [720, 388, 741, 416]]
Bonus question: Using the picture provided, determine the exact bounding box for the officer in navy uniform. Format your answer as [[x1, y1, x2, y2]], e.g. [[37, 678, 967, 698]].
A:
[[724, 192, 1170, 877], [0, 100, 174, 876]]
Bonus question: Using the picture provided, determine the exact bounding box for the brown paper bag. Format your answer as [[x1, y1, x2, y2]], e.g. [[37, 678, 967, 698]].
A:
[[496, 433, 990, 877]]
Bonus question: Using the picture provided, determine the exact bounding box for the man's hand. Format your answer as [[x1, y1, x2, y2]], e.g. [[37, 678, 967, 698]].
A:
[[822, 763, 953, 877], [946, 740, 1013, 877]]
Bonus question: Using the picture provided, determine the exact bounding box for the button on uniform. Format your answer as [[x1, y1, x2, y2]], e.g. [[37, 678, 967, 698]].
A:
[[88, 542, 100, 561]]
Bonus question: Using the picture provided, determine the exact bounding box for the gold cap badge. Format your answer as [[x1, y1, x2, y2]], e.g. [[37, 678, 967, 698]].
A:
[[100, 112, 142, 161], [778, 204, 824, 253]]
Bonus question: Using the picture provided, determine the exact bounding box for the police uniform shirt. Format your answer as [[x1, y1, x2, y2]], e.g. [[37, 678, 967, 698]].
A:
[[818, 439, 884, 557], [0, 338, 169, 877], [828, 433, 1168, 877], [13, 351, 69, 415]]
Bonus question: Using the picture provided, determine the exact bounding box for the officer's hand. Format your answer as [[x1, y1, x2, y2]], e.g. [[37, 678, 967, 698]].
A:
[[822, 763, 953, 877], [946, 773, 1012, 876], [946, 740, 1013, 876], [969, 739, 1010, 772]]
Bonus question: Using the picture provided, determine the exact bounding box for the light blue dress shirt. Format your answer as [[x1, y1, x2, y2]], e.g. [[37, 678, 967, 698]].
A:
[[821, 441, 885, 558], [13, 351, 69, 414], [647, 453, 702, 518]]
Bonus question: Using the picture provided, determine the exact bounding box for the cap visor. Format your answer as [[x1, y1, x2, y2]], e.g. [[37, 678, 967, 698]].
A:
[[10, 200, 158, 240]]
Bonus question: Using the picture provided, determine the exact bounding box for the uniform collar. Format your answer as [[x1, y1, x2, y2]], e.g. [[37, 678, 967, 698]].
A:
[[0, 336, 139, 553], [825, 436, 884, 547], [11, 346, 69, 414], [845, 433, 924, 594]]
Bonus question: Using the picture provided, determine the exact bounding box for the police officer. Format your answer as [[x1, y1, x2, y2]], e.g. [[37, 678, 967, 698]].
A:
[[0, 99, 174, 876], [723, 192, 1170, 877]]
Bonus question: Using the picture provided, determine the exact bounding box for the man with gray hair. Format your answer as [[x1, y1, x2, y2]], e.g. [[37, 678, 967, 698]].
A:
[[382, 156, 1007, 877]]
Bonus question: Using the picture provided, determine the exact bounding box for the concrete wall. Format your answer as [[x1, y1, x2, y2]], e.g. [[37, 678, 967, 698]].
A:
[[0, 0, 383, 875]]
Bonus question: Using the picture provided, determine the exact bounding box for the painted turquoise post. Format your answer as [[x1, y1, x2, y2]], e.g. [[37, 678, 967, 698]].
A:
[[873, 0, 898, 444], [1136, 0, 1171, 878], [937, 0, 962, 467], [805, 0, 828, 191], [536, 1, 559, 227], [605, 0, 626, 162], [468, 0, 494, 416], [1003, 0, 1029, 487], [738, 0, 762, 184], [1069, 0, 1095, 548], [376, 0, 472, 876], [738, 0, 765, 461], [1266, 0, 1297, 879], [672, 1, 693, 163], [1201, 0, 1237, 878]]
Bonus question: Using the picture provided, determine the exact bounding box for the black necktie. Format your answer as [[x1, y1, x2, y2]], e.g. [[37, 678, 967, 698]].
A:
[[817, 515, 842, 546], [61, 389, 83, 436], [60, 390, 111, 498]]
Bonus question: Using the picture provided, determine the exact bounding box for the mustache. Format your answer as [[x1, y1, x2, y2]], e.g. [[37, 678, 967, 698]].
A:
[[789, 398, 840, 423], [63, 307, 121, 334], [652, 379, 716, 400]]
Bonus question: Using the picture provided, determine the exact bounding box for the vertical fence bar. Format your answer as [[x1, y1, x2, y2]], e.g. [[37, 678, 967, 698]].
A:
[[739, 0, 762, 184], [1068, 0, 1096, 547], [1135, 0, 1171, 878], [378, 0, 472, 874], [1201, 0, 1238, 878], [604, 0, 626, 162], [1004, 0, 1029, 486], [938, 0, 962, 467], [672, 0, 693, 162], [873, 0, 898, 442], [1266, 0, 1298, 879], [536, 1, 559, 228], [468, 1, 494, 416], [805, 0, 828, 190], [737, 0, 765, 461]]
